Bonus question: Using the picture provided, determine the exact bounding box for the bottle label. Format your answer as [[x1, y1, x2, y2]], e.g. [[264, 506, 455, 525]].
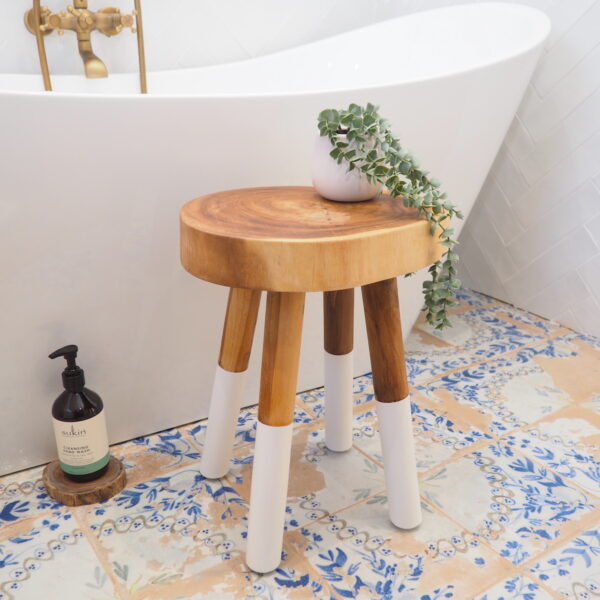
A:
[[52, 410, 110, 475]]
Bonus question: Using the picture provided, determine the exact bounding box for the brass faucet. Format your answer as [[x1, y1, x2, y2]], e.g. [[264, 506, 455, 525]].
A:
[[25, 0, 137, 79]]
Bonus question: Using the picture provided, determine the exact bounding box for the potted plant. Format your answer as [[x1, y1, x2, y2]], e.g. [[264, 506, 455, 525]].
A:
[[314, 103, 463, 330]]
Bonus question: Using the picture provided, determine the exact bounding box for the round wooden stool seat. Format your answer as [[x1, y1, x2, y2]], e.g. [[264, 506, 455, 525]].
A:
[[180, 186, 444, 292]]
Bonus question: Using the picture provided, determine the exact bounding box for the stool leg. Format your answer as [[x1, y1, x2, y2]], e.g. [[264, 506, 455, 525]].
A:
[[200, 288, 261, 480], [246, 291, 305, 573], [323, 288, 354, 452], [362, 278, 422, 530]]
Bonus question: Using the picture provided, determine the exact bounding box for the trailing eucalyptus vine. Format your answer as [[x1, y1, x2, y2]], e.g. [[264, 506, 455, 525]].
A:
[[317, 103, 463, 329]]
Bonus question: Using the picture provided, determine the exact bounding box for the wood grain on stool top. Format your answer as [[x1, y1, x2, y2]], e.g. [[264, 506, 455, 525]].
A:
[[324, 289, 354, 355], [218, 288, 261, 372], [258, 292, 305, 427], [362, 278, 409, 402], [180, 187, 445, 292]]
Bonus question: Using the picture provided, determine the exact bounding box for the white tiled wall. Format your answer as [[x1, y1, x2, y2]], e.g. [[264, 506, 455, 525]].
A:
[[3, 0, 599, 335], [457, 0, 600, 338]]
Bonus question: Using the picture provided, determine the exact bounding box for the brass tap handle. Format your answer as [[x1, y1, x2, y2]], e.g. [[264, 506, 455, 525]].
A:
[[96, 7, 135, 36]]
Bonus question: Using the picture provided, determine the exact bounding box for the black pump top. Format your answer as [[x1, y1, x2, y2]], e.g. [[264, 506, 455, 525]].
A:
[[49, 344, 85, 392]]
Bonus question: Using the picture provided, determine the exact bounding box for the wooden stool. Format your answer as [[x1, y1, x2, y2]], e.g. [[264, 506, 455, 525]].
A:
[[180, 186, 444, 573]]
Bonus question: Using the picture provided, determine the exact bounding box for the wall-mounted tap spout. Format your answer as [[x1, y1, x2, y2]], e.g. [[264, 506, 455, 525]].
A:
[[77, 32, 108, 78]]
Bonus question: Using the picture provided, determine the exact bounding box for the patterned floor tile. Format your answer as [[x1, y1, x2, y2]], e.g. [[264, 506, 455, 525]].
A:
[[405, 340, 477, 386], [0, 466, 62, 530], [421, 441, 598, 567], [351, 395, 492, 473], [504, 406, 600, 497], [228, 421, 385, 530], [183, 403, 314, 451], [414, 304, 563, 362], [416, 339, 575, 437], [112, 427, 202, 487], [475, 575, 556, 600], [533, 333, 600, 406], [0, 509, 116, 600], [77, 464, 249, 599], [527, 525, 600, 600], [297, 498, 514, 599], [297, 374, 374, 420], [453, 287, 498, 309], [78, 465, 332, 599]]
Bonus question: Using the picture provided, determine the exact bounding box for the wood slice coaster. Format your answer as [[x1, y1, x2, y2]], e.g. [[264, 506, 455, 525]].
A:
[[42, 456, 126, 507]]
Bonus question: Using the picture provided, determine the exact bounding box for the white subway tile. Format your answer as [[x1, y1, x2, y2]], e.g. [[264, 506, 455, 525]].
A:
[[491, 145, 529, 205], [527, 271, 591, 319], [542, 0, 598, 49], [568, 294, 600, 337], [586, 213, 600, 248], [504, 227, 598, 305], [533, 2, 600, 96], [524, 88, 600, 181], [554, 308, 583, 333], [478, 176, 524, 245], [512, 132, 600, 227], [504, 116, 536, 163], [520, 43, 600, 141], [507, 182, 600, 269], [578, 253, 600, 301]]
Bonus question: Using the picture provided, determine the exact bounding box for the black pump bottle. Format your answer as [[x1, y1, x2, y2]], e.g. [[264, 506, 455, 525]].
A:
[[49, 345, 110, 482]]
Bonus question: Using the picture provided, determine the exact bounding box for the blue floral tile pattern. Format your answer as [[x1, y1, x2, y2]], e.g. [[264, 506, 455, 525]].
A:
[[298, 374, 374, 420], [297, 499, 513, 599], [421, 442, 597, 567], [184, 403, 314, 450], [0, 288, 599, 598], [475, 575, 555, 600], [505, 410, 600, 497], [0, 510, 117, 600], [228, 422, 385, 531], [416, 339, 575, 437], [528, 526, 600, 599], [351, 397, 492, 474], [0, 467, 62, 529]]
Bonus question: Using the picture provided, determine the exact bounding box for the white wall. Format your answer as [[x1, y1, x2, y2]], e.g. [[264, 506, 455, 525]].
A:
[[457, 0, 600, 338], [0, 0, 400, 76]]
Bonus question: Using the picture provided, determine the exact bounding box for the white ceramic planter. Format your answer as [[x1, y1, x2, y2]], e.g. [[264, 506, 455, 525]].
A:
[[312, 135, 381, 202]]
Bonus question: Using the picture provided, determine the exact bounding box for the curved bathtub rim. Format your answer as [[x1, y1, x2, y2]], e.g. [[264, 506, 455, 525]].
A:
[[0, 2, 551, 101]]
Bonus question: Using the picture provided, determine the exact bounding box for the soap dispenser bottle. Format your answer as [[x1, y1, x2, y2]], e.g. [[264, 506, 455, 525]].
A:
[[49, 345, 110, 482]]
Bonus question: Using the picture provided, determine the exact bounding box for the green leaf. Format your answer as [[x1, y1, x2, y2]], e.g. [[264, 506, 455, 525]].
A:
[[315, 102, 461, 330]]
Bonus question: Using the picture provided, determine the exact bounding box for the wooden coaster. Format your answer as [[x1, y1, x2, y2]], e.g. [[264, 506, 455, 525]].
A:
[[42, 456, 126, 507]]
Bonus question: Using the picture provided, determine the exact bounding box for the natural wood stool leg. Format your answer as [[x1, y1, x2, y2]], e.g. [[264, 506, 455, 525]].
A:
[[323, 288, 354, 452], [361, 278, 422, 529], [246, 291, 305, 573], [200, 288, 261, 479]]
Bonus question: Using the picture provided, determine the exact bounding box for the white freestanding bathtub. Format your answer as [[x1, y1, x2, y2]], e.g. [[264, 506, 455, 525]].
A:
[[0, 3, 550, 473]]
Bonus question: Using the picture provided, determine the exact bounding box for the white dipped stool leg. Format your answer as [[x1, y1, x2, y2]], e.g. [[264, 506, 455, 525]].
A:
[[323, 289, 355, 453], [362, 278, 422, 532], [376, 398, 422, 528], [200, 288, 261, 480], [246, 421, 293, 573], [246, 291, 305, 574], [324, 350, 354, 452], [200, 366, 245, 479]]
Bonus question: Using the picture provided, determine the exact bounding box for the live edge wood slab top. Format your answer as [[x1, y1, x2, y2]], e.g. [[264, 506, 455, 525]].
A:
[[180, 186, 445, 292]]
